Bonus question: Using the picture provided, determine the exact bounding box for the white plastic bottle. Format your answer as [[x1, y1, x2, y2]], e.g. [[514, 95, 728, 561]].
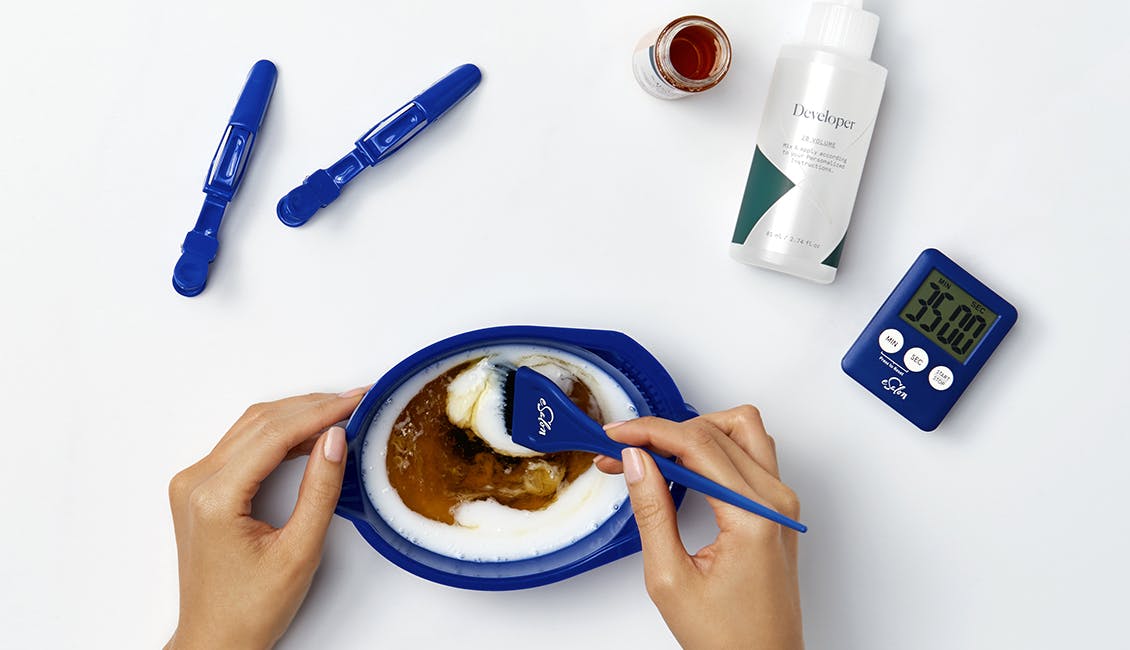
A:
[[730, 0, 887, 283]]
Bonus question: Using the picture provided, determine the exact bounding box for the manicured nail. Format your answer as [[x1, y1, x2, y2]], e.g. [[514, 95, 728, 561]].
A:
[[603, 420, 627, 431], [622, 448, 645, 485], [323, 426, 346, 463], [338, 384, 371, 398]]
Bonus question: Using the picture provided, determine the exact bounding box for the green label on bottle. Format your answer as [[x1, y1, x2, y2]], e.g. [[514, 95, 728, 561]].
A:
[[732, 146, 796, 245], [821, 236, 846, 268]]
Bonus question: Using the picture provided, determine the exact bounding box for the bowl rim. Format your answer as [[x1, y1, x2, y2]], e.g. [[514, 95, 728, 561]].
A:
[[334, 325, 694, 590]]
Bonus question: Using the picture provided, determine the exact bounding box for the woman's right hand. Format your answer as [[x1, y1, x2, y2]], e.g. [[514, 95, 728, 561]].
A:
[[595, 406, 803, 650]]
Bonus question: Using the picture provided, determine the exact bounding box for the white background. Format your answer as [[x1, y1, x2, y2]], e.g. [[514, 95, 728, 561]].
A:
[[2, 0, 1128, 648]]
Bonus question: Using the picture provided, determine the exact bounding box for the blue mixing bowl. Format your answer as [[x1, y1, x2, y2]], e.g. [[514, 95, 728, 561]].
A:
[[335, 326, 695, 590]]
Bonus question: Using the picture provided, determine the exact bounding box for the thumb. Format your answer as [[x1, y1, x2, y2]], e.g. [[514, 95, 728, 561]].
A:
[[284, 425, 348, 553], [622, 448, 692, 587]]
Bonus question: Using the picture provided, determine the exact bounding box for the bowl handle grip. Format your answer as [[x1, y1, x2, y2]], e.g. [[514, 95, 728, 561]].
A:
[[335, 447, 369, 523]]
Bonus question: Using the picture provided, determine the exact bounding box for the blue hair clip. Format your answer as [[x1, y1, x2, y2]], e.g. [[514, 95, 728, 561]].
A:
[[173, 60, 277, 297], [276, 63, 481, 227]]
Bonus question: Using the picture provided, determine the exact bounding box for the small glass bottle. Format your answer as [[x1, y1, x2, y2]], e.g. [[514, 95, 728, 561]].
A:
[[633, 16, 732, 99]]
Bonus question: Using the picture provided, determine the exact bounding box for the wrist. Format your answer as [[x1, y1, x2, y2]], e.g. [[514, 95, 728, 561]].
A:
[[166, 626, 212, 650], [167, 623, 271, 650]]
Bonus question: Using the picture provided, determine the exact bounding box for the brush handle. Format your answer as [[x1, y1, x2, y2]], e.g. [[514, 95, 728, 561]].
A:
[[640, 450, 807, 533], [511, 366, 807, 533]]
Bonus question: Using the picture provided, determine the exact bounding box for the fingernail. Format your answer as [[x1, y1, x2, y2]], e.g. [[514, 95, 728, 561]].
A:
[[622, 448, 645, 485], [338, 384, 371, 398], [603, 420, 627, 431], [592, 454, 607, 464], [324, 426, 346, 463]]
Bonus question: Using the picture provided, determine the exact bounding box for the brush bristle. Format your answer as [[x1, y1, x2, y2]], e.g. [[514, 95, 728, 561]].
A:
[[501, 367, 515, 435]]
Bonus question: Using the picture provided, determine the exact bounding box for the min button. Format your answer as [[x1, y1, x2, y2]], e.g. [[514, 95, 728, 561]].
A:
[[879, 328, 903, 354]]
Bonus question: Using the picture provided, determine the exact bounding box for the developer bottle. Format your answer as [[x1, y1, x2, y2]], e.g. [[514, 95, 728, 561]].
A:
[[731, 0, 886, 283]]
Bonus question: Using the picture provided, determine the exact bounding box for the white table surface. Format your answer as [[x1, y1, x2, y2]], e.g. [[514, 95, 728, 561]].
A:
[[3, 0, 1128, 647]]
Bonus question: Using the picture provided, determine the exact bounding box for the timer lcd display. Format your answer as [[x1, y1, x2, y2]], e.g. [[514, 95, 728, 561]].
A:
[[899, 269, 999, 363]]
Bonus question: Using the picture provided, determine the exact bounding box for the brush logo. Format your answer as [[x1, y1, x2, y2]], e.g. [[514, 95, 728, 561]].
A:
[[536, 398, 554, 436]]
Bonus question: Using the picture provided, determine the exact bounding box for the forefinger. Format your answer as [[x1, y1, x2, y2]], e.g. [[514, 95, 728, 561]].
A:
[[208, 392, 364, 512], [605, 417, 758, 506], [220, 387, 368, 457], [697, 406, 780, 478]]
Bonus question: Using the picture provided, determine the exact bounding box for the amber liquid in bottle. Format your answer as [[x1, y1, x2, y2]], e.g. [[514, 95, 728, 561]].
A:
[[669, 24, 721, 80], [633, 15, 731, 98]]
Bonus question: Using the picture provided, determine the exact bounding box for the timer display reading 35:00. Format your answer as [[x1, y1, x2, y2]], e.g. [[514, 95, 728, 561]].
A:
[[899, 269, 999, 363]]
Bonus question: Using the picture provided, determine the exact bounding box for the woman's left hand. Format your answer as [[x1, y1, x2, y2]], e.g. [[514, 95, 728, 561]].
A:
[[165, 387, 368, 650]]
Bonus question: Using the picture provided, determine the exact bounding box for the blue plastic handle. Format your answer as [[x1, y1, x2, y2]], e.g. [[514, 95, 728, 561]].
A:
[[276, 63, 481, 227], [229, 60, 277, 132], [173, 60, 277, 297], [645, 453, 808, 533]]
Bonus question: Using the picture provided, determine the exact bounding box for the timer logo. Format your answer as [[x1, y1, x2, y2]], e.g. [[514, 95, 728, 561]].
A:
[[881, 377, 908, 400]]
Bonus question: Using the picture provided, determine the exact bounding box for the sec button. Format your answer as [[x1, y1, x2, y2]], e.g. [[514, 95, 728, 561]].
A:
[[904, 347, 929, 372]]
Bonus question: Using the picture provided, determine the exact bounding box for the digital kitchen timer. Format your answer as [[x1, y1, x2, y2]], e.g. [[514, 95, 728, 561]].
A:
[[842, 249, 1018, 431]]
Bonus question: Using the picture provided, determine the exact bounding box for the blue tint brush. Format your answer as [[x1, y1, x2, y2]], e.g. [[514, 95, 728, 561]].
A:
[[173, 60, 277, 297], [505, 367, 808, 533], [276, 63, 481, 227]]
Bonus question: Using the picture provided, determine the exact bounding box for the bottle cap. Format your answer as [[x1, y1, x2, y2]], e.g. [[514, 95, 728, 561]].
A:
[[803, 0, 880, 60]]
